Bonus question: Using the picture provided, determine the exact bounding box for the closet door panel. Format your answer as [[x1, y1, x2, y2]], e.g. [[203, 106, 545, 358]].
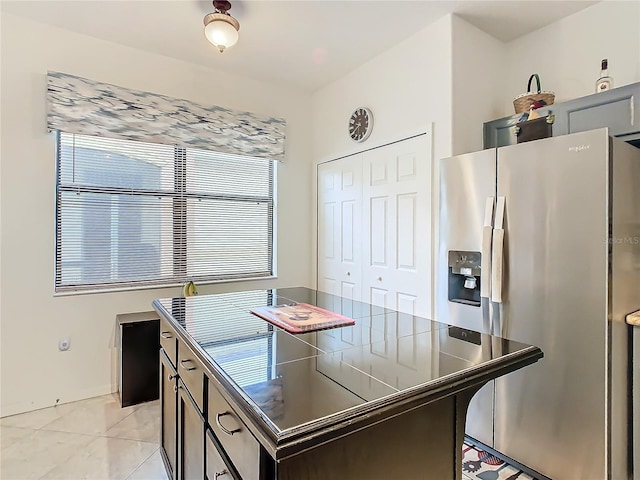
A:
[[317, 155, 363, 301], [362, 136, 431, 318]]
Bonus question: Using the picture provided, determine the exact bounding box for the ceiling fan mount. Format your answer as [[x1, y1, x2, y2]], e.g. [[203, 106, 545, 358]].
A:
[[213, 1, 232, 14]]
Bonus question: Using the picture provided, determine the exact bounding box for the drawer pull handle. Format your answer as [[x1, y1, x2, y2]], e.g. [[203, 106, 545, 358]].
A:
[[160, 331, 172, 339], [216, 412, 241, 435], [173, 385, 178, 393], [179, 359, 197, 371], [215, 469, 229, 479], [168, 373, 177, 381]]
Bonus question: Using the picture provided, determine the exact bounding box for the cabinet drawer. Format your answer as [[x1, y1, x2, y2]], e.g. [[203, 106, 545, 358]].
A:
[[208, 383, 260, 480], [159, 317, 177, 367], [177, 339, 204, 413], [206, 429, 238, 480]]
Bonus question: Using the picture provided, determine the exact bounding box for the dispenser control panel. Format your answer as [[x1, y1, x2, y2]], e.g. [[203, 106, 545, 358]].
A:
[[448, 251, 481, 276], [447, 250, 482, 307]]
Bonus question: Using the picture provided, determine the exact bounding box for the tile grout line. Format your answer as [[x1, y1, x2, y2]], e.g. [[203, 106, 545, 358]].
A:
[[124, 445, 161, 480]]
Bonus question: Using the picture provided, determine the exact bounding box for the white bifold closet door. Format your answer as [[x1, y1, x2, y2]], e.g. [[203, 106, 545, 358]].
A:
[[317, 134, 431, 318], [317, 154, 363, 302]]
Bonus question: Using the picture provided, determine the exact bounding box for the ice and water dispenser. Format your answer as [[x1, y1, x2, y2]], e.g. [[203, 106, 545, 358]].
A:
[[447, 251, 482, 307]]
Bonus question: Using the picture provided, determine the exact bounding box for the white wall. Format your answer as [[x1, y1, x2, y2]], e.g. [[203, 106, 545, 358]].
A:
[[0, 13, 313, 416], [451, 15, 507, 155], [503, 0, 640, 115], [311, 15, 453, 165]]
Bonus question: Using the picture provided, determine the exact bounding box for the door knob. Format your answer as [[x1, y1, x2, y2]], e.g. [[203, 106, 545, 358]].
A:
[[377, 276, 382, 282], [346, 271, 351, 276]]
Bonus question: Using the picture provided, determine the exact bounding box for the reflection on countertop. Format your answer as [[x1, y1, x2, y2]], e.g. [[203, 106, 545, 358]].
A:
[[153, 287, 541, 439]]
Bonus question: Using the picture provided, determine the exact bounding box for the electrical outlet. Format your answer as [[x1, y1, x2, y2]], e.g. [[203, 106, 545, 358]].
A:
[[58, 337, 70, 351]]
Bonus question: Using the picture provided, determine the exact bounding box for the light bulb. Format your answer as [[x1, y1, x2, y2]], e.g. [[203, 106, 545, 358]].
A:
[[204, 18, 239, 53]]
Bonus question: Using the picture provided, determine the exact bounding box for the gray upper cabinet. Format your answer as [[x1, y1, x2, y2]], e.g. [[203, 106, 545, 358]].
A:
[[484, 82, 640, 149], [557, 82, 640, 141], [483, 106, 554, 149]]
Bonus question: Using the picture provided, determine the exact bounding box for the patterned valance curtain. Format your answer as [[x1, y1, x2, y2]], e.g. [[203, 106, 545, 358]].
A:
[[46, 71, 286, 161]]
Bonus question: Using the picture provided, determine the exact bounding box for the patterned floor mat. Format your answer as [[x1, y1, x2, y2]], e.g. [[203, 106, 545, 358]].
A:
[[462, 442, 538, 480]]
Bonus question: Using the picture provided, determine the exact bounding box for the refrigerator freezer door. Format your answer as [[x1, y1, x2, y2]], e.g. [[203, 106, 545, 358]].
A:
[[438, 149, 496, 332], [494, 129, 609, 479], [438, 149, 496, 446]]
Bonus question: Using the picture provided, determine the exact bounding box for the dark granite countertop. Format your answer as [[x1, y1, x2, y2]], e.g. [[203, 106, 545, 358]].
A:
[[153, 287, 543, 458]]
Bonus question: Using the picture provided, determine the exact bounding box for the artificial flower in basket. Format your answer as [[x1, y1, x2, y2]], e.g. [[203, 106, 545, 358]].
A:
[[513, 74, 555, 114]]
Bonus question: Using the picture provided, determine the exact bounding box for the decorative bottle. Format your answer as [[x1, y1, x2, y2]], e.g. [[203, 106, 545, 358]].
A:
[[595, 59, 613, 93]]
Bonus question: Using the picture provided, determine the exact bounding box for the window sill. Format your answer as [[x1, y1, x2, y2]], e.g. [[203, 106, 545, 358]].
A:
[[53, 275, 278, 297]]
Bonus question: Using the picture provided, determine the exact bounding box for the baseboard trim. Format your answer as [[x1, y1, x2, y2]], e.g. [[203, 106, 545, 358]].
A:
[[1, 384, 115, 418]]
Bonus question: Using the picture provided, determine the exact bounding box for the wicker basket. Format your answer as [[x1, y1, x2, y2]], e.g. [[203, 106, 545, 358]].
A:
[[513, 74, 555, 113]]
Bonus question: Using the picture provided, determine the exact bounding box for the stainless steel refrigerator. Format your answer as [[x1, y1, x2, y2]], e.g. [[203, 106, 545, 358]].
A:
[[437, 128, 640, 480]]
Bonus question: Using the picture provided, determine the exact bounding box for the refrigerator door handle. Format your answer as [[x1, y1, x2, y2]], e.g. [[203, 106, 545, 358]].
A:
[[481, 197, 495, 299], [491, 197, 506, 304]]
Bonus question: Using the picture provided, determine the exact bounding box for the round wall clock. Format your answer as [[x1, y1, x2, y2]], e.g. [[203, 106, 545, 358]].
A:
[[348, 107, 374, 143]]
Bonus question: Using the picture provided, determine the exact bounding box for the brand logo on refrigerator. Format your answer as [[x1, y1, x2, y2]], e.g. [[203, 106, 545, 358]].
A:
[[568, 144, 591, 153]]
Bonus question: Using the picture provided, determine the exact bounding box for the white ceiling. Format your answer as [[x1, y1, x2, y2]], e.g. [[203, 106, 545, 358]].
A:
[[1, 0, 598, 93]]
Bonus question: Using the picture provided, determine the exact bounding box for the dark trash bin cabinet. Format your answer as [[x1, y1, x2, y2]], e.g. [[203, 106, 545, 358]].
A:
[[117, 312, 160, 407]]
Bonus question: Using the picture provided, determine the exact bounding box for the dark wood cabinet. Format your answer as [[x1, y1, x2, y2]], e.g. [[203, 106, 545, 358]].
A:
[[159, 324, 268, 480], [161, 336, 208, 480], [208, 382, 261, 480], [153, 290, 543, 480], [178, 382, 205, 480], [484, 82, 640, 149], [160, 350, 178, 479], [206, 429, 239, 480], [161, 330, 245, 479], [160, 317, 178, 366], [156, 315, 475, 480]]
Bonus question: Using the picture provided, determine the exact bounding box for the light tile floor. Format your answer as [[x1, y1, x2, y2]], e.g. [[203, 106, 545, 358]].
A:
[[0, 394, 168, 480], [0, 393, 483, 479]]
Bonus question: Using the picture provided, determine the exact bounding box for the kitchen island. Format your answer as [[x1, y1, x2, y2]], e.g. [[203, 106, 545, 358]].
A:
[[152, 287, 543, 480]]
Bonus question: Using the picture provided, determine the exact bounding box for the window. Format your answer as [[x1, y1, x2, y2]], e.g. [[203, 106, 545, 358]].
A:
[[55, 133, 275, 292]]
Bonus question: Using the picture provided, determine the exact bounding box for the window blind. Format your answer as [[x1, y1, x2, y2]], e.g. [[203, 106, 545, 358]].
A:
[[56, 133, 274, 292]]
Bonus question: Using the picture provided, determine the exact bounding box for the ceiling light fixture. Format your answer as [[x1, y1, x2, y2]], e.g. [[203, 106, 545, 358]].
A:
[[203, 0, 240, 53]]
